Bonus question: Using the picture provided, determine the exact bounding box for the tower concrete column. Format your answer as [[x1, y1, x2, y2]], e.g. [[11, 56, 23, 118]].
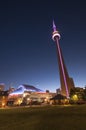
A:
[[52, 21, 75, 97]]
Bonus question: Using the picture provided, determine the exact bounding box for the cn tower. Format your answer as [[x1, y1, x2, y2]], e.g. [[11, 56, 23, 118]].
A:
[[52, 21, 75, 97]]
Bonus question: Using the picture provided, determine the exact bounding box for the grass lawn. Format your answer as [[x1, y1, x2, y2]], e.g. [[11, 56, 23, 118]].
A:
[[0, 105, 86, 130]]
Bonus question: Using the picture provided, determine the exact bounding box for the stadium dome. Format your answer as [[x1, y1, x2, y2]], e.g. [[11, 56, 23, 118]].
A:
[[9, 84, 43, 95]]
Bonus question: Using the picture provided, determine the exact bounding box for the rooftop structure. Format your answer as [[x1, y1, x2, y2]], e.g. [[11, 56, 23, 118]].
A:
[[9, 84, 43, 95]]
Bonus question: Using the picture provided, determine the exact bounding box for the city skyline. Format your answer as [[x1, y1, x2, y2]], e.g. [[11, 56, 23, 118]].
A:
[[0, 1, 86, 92]]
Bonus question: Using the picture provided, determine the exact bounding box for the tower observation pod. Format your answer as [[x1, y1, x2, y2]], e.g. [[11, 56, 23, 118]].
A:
[[52, 21, 75, 98]]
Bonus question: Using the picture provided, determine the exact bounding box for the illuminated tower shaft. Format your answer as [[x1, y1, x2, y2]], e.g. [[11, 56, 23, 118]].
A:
[[52, 21, 75, 97]]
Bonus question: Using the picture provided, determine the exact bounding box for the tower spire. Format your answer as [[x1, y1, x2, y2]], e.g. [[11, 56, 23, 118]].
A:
[[53, 20, 57, 32]]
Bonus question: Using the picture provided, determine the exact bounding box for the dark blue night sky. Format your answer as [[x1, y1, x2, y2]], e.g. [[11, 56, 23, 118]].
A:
[[0, 0, 86, 92]]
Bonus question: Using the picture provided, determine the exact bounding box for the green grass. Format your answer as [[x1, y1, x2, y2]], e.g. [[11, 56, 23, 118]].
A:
[[0, 105, 86, 130]]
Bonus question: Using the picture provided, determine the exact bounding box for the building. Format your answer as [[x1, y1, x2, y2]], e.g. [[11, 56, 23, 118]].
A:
[[0, 83, 5, 91], [8, 84, 55, 105], [52, 21, 75, 97], [0, 90, 8, 107]]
